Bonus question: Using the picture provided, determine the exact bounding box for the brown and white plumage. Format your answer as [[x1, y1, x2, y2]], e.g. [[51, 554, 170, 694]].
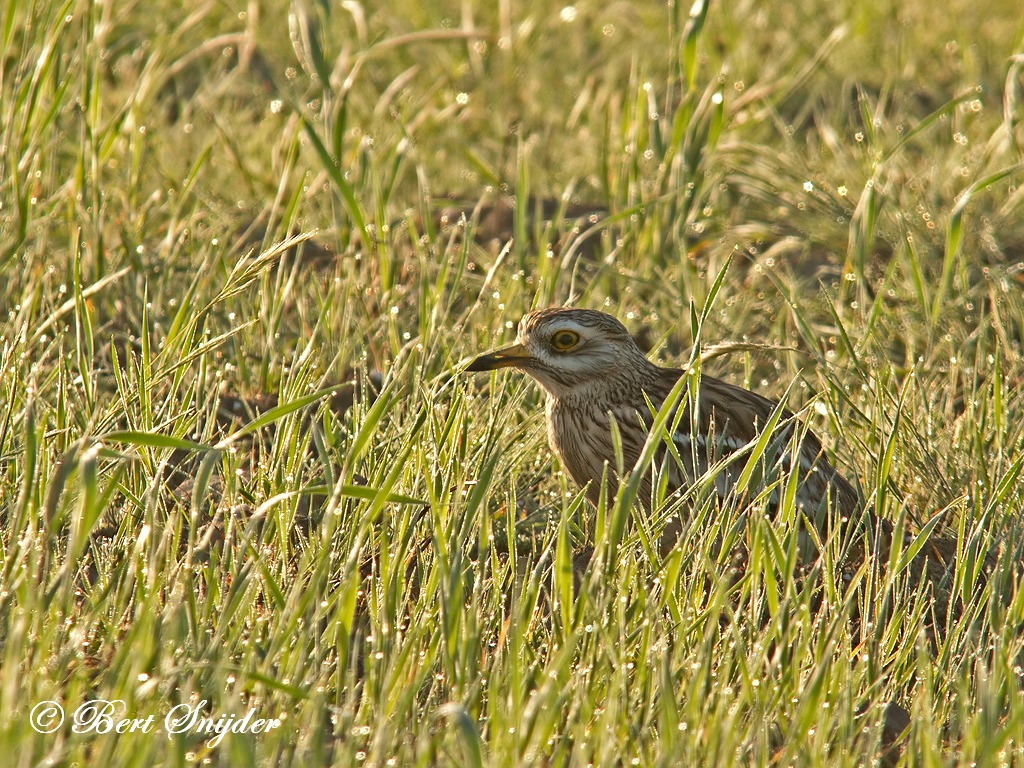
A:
[[468, 307, 860, 519], [467, 307, 981, 631], [468, 305, 1020, 754]]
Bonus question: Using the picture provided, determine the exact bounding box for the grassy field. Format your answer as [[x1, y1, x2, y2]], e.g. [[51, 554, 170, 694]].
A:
[[3, 0, 1024, 764]]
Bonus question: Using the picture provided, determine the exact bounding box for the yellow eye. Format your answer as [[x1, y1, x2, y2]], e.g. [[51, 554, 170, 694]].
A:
[[550, 329, 580, 351]]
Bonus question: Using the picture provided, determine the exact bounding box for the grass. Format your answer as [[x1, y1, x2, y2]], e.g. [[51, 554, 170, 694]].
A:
[[2, 0, 1024, 765]]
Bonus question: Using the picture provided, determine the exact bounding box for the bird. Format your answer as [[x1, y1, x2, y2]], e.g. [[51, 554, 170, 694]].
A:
[[465, 307, 1013, 756], [465, 307, 990, 612], [466, 307, 862, 531]]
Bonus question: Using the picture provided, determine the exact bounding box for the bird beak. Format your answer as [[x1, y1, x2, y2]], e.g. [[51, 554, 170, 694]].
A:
[[466, 343, 533, 371]]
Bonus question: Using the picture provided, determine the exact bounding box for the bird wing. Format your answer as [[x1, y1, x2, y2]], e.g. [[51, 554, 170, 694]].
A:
[[636, 368, 861, 517]]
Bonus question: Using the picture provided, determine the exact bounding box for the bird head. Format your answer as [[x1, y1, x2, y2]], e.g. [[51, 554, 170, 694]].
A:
[[467, 308, 652, 398]]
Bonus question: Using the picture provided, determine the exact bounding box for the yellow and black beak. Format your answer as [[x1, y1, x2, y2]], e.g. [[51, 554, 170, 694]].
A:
[[466, 343, 533, 372]]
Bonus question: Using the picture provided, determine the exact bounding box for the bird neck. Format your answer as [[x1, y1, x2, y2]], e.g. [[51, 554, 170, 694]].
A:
[[549, 356, 664, 407]]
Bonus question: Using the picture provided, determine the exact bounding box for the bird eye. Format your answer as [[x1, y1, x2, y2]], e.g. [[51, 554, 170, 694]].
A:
[[550, 329, 580, 351]]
